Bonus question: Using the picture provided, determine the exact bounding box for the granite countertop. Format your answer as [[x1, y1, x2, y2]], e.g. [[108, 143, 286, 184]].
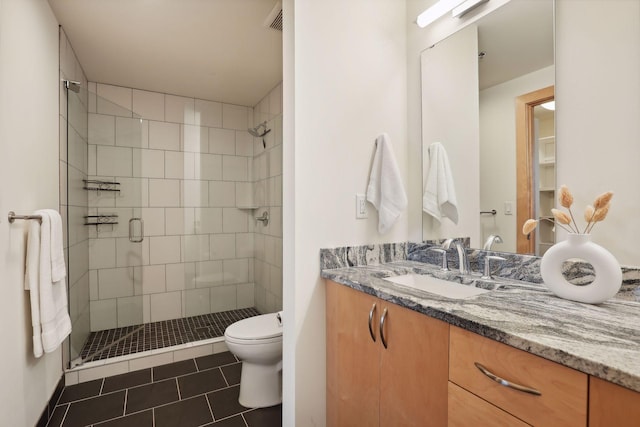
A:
[[321, 260, 640, 392]]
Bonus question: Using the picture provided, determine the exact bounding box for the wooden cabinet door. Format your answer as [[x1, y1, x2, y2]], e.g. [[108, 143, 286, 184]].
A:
[[326, 281, 381, 427], [589, 377, 640, 427], [379, 302, 449, 426]]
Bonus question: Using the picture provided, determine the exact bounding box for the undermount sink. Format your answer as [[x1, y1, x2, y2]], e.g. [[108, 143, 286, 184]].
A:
[[384, 274, 490, 300]]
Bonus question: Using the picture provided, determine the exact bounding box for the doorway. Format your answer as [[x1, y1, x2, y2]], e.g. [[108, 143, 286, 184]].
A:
[[516, 86, 555, 255]]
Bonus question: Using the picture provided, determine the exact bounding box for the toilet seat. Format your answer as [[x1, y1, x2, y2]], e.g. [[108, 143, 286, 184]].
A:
[[225, 334, 281, 345], [225, 313, 283, 343]]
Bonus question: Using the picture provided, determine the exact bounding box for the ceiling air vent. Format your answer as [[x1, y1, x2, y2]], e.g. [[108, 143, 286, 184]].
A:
[[264, 2, 283, 32]]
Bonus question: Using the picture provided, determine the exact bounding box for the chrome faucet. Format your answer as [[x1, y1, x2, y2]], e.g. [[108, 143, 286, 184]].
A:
[[442, 239, 471, 275], [483, 234, 503, 250]]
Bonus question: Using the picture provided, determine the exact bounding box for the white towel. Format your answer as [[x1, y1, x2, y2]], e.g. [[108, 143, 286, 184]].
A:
[[366, 133, 408, 234], [25, 210, 72, 357], [47, 209, 66, 282], [423, 142, 459, 224]]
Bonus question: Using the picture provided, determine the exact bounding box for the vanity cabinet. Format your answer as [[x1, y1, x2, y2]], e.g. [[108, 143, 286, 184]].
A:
[[449, 326, 588, 426], [326, 280, 640, 426], [326, 280, 449, 426], [589, 376, 640, 427]]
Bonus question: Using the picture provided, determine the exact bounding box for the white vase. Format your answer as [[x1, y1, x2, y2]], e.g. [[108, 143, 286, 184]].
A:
[[540, 233, 622, 304]]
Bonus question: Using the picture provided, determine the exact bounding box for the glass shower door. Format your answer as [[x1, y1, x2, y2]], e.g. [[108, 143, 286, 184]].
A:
[[66, 84, 146, 365], [65, 81, 90, 364]]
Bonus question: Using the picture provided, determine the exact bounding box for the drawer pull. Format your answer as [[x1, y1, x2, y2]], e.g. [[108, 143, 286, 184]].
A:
[[380, 308, 389, 349], [368, 303, 377, 342], [474, 362, 542, 396]]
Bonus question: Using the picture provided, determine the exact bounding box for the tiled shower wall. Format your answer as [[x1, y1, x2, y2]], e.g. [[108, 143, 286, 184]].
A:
[[59, 28, 91, 359], [87, 83, 259, 331], [252, 84, 283, 313]]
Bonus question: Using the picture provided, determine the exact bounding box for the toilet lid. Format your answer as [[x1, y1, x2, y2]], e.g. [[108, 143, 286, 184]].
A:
[[225, 313, 283, 341]]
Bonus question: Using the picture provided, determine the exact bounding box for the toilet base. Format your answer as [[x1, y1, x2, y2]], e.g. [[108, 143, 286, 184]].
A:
[[238, 361, 282, 408]]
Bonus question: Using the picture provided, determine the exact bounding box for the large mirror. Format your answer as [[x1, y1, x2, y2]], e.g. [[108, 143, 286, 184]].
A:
[[421, 0, 554, 255]]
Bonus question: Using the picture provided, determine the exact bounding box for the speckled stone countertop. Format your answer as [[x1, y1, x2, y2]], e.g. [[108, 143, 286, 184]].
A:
[[321, 260, 640, 392]]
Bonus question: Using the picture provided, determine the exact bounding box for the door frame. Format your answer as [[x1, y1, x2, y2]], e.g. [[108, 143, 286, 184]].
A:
[[516, 85, 554, 254]]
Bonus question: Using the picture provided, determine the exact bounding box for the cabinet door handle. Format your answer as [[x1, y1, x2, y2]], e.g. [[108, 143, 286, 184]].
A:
[[379, 308, 388, 349], [368, 303, 377, 342], [474, 362, 542, 396]]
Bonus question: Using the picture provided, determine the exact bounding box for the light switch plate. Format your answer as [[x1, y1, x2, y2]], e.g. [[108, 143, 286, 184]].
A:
[[504, 201, 513, 215], [356, 194, 368, 219]]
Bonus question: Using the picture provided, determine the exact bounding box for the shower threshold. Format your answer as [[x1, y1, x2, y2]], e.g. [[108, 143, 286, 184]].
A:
[[76, 307, 260, 365]]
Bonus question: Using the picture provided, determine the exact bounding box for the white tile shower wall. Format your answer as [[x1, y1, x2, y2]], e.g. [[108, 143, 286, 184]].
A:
[[59, 28, 91, 361], [252, 83, 284, 314], [87, 83, 257, 330]]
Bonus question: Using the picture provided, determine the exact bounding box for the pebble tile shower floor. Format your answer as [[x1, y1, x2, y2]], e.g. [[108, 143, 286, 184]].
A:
[[46, 352, 282, 427], [80, 308, 261, 362]]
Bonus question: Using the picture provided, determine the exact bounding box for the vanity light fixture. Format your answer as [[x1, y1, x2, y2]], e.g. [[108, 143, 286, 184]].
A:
[[451, 0, 490, 18], [417, 0, 490, 28], [416, 0, 464, 28]]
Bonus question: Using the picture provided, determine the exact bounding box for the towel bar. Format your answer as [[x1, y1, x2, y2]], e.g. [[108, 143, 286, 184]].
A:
[[480, 210, 497, 215], [8, 211, 42, 223]]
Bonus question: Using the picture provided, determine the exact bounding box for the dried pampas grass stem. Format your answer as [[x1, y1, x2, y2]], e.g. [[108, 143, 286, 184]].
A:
[[521, 186, 614, 237]]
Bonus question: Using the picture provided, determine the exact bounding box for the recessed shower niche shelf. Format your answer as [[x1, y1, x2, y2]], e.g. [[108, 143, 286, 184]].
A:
[[83, 179, 120, 193], [84, 214, 119, 227]]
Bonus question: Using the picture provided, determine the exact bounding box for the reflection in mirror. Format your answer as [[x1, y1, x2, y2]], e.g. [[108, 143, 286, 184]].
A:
[[421, 0, 554, 254], [514, 85, 555, 255], [532, 102, 556, 256]]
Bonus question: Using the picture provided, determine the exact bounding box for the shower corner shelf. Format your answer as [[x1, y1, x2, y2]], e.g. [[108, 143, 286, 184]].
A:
[[83, 179, 121, 193], [84, 214, 119, 227]]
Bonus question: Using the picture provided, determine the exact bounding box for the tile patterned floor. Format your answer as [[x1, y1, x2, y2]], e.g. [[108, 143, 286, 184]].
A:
[[80, 308, 261, 362], [47, 352, 281, 427]]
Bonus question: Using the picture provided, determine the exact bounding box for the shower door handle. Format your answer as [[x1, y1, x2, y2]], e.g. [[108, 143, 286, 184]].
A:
[[129, 218, 144, 243]]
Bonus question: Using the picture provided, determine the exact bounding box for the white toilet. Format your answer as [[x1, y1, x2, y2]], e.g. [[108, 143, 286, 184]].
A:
[[224, 311, 283, 408]]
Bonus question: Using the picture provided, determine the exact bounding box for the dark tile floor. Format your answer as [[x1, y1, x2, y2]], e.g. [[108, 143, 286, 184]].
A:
[[47, 352, 281, 427], [81, 308, 261, 362]]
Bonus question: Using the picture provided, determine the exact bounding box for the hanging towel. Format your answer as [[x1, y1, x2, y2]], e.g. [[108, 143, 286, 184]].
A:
[[25, 210, 72, 358], [366, 133, 408, 234], [47, 209, 66, 283], [423, 142, 459, 224]]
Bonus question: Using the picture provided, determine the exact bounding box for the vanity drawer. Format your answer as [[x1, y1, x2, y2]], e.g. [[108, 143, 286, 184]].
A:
[[448, 381, 529, 427], [449, 326, 587, 426]]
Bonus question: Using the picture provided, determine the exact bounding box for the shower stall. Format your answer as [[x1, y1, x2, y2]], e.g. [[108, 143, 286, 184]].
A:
[[62, 68, 283, 367]]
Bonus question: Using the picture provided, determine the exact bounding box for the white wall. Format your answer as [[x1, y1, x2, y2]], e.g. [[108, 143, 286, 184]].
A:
[[408, 0, 639, 265], [284, 0, 408, 424], [556, 0, 640, 266], [0, 0, 63, 425], [479, 65, 555, 252]]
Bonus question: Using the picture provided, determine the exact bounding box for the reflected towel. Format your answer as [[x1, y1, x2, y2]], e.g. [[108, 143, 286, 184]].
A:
[[366, 133, 408, 234], [423, 142, 459, 224], [25, 210, 72, 357]]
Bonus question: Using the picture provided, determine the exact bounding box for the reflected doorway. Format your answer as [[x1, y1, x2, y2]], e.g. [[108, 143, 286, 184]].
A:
[[516, 86, 555, 255]]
